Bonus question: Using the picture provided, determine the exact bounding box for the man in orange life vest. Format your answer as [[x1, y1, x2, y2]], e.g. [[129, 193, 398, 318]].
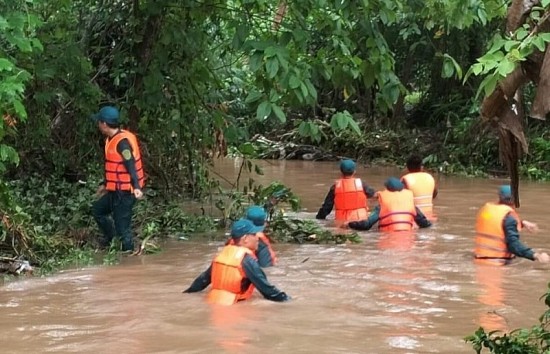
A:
[[401, 155, 438, 219], [183, 219, 290, 305], [91, 106, 145, 252], [315, 159, 375, 223], [347, 177, 431, 231], [245, 206, 277, 267], [474, 185, 550, 265]]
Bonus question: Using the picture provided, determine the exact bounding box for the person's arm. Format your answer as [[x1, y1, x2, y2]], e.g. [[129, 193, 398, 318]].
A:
[[316, 185, 335, 219], [348, 206, 380, 231], [116, 139, 141, 190], [183, 265, 212, 293], [241, 255, 290, 302], [503, 215, 535, 260], [414, 207, 432, 228], [361, 180, 376, 198], [256, 238, 275, 268]]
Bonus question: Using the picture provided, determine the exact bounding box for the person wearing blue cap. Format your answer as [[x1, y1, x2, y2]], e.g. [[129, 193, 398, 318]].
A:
[[474, 185, 549, 265], [91, 105, 145, 252], [245, 205, 277, 267], [347, 177, 431, 231], [316, 159, 376, 224], [183, 219, 290, 305], [225, 206, 277, 267]]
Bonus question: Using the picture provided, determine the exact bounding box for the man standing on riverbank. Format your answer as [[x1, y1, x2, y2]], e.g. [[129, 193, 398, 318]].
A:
[[316, 159, 376, 225], [474, 185, 550, 265], [91, 106, 145, 252]]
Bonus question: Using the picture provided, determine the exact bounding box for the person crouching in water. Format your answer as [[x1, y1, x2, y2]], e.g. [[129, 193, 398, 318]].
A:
[[474, 185, 550, 265], [347, 177, 431, 231], [316, 159, 376, 226], [183, 219, 291, 305]]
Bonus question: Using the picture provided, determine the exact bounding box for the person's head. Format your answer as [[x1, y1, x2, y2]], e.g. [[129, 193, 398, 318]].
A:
[[498, 185, 513, 205], [340, 159, 356, 177], [92, 106, 121, 136], [385, 177, 404, 192], [245, 205, 267, 229], [406, 154, 423, 172], [230, 218, 263, 251]]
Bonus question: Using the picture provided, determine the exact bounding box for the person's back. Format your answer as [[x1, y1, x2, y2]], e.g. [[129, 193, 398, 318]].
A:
[[402, 155, 436, 218], [474, 185, 550, 266], [334, 175, 368, 222], [316, 159, 374, 223], [347, 177, 431, 232], [377, 188, 416, 232], [474, 201, 516, 265], [208, 244, 256, 305]]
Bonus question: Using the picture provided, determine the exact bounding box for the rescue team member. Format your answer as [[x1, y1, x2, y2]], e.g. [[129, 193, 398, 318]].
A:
[[315, 159, 376, 224], [474, 185, 550, 265], [183, 219, 291, 305], [245, 205, 277, 267], [401, 155, 437, 219], [225, 206, 278, 267], [91, 106, 145, 252], [347, 177, 431, 231]]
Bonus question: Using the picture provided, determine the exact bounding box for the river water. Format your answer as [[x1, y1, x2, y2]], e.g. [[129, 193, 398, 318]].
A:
[[2, 158, 550, 353]]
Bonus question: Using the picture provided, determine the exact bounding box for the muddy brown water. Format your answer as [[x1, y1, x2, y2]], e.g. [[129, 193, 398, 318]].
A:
[[2, 158, 550, 353]]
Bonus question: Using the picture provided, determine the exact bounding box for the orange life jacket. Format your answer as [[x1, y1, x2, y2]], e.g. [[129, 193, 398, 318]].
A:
[[402, 172, 435, 217], [334, 177, 369, 222], [258, 232, 277, 266], [377, 189, 416, 232], [104, 130, 145, 192], [207, 245, 256, 305], [227, 232, 277, 266], [474, 202, 521, 266]]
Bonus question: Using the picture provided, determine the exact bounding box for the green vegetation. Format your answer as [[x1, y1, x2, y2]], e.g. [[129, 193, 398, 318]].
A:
[[1, 0, 550, 271]]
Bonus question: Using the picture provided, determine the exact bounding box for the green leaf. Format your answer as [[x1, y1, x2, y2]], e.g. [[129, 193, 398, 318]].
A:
[[497, 60, 515, 76], [245, 91, 263, 104], [348, 118, 362, 135], [540, 33, 550, 42], [304, 80, 318, 100], [248, 51, 263, 72], [533, 36, 546, 52], [264, 46, 277, 58], [266, 57, 279, 78], [542, 0, 550, 7], [256, 101, 272, 121], [0, 58, 14, 71], [271, 104, 286, 123], [441, 60, 454, 78], [289, 75, 301, 89], [300, 82, 309, 98], [239, 142, 256, 156], [516, 28, 529, 41], [13, 100, 27, 120]]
